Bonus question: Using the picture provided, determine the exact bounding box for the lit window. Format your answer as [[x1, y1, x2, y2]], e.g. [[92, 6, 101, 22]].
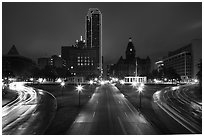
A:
[[71, 66, 73, 69], [78, 63, 80, 66], [85, 63, 87, 65], [92, 63, 93, 65], [78, 56, 80, 59], [81, 63, 83, 66], [88, 63, 90, 65], [130, 49, 132, 51]]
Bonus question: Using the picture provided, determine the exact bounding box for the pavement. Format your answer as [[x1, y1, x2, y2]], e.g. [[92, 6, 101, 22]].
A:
[[153, 84, 202, 134], [67, 84, 157, 135], [2, 84, 57, 135]]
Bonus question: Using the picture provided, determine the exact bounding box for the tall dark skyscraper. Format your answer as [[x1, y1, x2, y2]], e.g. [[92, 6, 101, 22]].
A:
[[86, 8, 102, 76], [86, 8, 102, 48], [61, 8, 103, 79]]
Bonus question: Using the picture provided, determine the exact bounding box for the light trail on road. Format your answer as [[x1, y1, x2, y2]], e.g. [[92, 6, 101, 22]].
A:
[[153, 85, 202, 133], [2, 82, 38, 134], [2, 82, 57, 135]]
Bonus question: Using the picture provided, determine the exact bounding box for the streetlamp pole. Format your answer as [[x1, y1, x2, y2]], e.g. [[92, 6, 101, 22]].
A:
[[76, 85, 83, 107], [60, 81, 65, 96], [79, 90, 81, 107], [139, 91, 142, 108], [89, 80, 94, 92], [138, 83, 144, 109]]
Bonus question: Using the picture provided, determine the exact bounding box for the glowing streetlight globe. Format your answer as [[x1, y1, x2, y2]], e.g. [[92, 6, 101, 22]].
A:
[[131, 81, 137, 88], [100, 81, 105, 85], [138, 86, 144, 93], [76, 85, 84, 107], [120, 80, 125, 85], [89, 80, 94, 85], [76, 85, 84, 92], [60, 81, 65, 87], [140, 83, 144, 88]]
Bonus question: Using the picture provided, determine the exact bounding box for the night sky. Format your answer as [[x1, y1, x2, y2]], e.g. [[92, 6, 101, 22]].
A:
[[2, 2, 202, 65]]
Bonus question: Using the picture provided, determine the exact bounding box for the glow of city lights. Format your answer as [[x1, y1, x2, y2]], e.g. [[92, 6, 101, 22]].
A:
[[120, 80, 125, 85], [43, 78, 47, 83], [194, 79, 199, 83], [164, 78, 167, 81], [140, 83, 144, 87], [56, 78, 62, 83], [138, 86, 144, 93], [9, 82, 25, 91], [30, 78, 34, 81], [131, 81, 137, 88], [89, 80, 94, 85], [171, 86, 179, 91], [100, 81, 105, 85], [38, 78, 43, 83]]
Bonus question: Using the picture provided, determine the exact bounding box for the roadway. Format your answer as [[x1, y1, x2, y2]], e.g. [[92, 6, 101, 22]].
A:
[[2, 82, 57, 135], [67, 84, 157, 135], [153, 85, 202, 134]]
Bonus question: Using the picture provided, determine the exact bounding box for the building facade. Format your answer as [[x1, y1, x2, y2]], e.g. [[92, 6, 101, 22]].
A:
[[86, 8, 102, 76], [61, 37, 100, 79], [110, 38, 151, 79], [38, 55, 65, 69], [162, 39, 202, 80], [61, 8, 102, 79], [2, 45, 36, 78]]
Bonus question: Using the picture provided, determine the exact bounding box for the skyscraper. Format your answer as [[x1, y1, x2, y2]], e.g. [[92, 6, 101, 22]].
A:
[[86, 8, 102, 48], [86, 8, 102, 77]]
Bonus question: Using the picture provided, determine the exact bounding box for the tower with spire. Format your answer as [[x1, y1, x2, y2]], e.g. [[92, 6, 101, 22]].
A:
[[125, 37, 136, 63]]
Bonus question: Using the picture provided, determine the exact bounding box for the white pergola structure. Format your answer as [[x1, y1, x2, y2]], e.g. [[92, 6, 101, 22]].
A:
[[124, 76, 147, 84]]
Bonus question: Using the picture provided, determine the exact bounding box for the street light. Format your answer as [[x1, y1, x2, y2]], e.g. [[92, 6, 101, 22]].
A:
[[60, 81, 65, 96], [89, 80, 94, 92], [138, 83, 144, 109], [131, 81, 137, 88], [120, 80, 125, 85], [89, 80, 94, 85], [76, 85, 84, 107]]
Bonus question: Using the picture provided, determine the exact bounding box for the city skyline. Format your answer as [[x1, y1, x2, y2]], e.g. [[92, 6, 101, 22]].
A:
[[3, 2, 201, 65], [2, 2, 202, 135]]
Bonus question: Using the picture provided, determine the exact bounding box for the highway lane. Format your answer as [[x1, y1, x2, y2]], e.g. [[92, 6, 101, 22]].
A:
[[67, 84, 157, 135], [2, 82, 57, 135], [153, 85, 202, 134]]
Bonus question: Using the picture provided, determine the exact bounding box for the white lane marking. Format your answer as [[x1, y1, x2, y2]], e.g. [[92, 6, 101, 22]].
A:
[[117, 116, 127, 135]]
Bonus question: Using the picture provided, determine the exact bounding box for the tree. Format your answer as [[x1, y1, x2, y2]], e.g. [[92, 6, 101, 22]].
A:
[[164, 67, 181, 81]]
